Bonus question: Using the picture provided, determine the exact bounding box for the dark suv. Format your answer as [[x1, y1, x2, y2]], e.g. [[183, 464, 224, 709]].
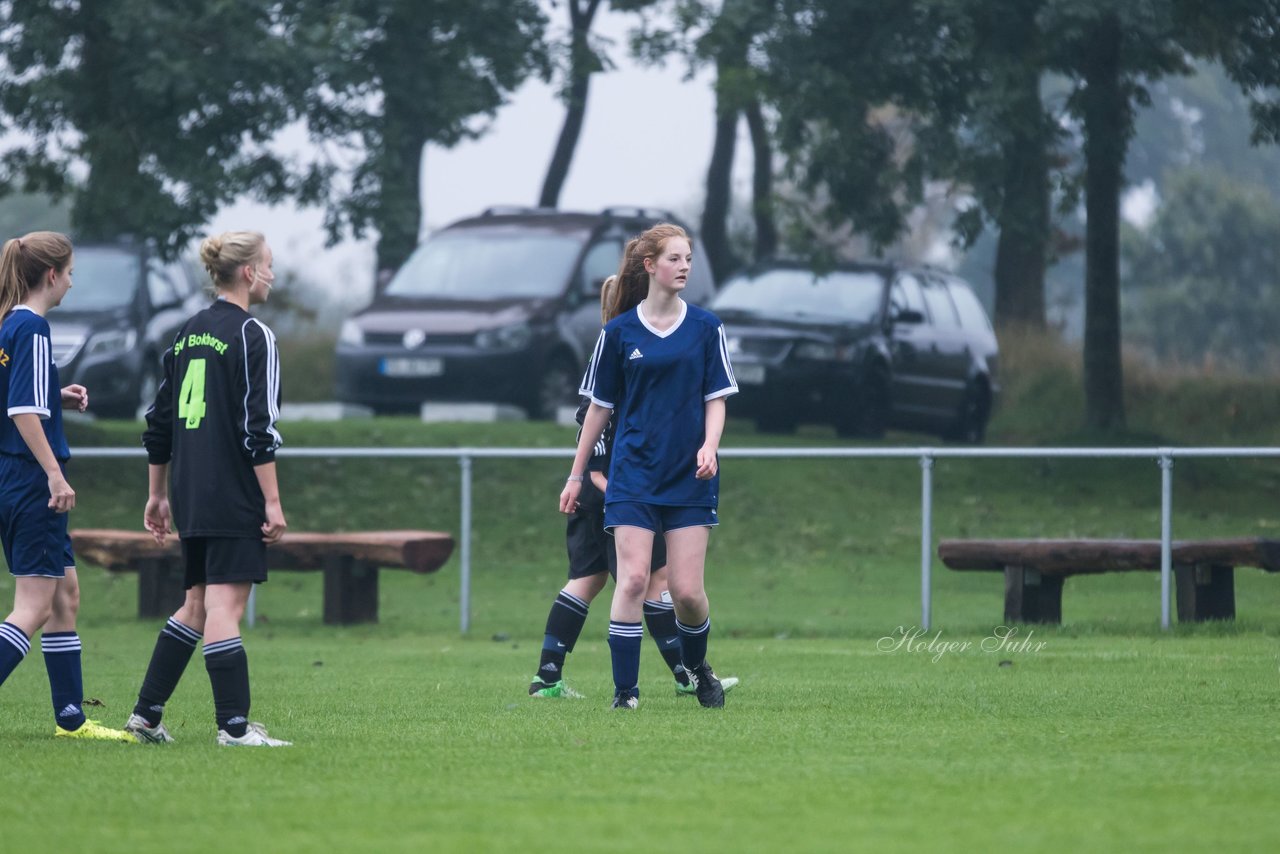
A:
[[334, 207, 717, 417], [52, 242, 205, 419], [713, 260, 999, 441]]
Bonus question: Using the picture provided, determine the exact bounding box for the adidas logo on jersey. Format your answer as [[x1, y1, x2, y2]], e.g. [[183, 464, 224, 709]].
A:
[[629, 348, 644, 360]]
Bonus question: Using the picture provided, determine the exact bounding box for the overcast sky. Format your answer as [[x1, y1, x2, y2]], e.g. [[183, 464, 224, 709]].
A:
[[210, 11, 741, 307]]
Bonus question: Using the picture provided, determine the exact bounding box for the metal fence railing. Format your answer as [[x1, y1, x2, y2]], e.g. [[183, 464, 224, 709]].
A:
[[76, 446, 1280, 632]]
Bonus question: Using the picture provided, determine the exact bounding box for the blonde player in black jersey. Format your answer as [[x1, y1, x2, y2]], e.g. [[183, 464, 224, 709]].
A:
[[123, 231, 290, 747]]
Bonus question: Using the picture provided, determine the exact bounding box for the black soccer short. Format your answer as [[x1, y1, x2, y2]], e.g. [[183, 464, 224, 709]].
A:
[[181, 536, 268, 588], [565, 477, 666, 579]]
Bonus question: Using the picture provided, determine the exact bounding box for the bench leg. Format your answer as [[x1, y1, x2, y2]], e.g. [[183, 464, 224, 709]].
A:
[[323, 556, 380, 625], [1174, 563, 1235, 622], [1003, 566, 1064, 625], [137, 557, 186, 620]]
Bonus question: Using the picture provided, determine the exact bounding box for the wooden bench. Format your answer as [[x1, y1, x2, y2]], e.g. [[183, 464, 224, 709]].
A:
[[71, 529, 455, 625], [937, 538, 1280, 624]]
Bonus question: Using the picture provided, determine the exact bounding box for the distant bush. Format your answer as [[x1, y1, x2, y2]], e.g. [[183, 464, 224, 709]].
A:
[[278, 331, 338, 402]]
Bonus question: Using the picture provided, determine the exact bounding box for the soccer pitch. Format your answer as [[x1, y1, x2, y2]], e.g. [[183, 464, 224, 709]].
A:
[[1, 570, 1277, 853], [5, 421, 1279, 850]]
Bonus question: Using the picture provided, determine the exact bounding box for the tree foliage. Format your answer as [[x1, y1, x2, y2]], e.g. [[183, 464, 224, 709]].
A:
[[1123, 167, 1280, 367], [0, 0, 313, 256], [297, 0, 548, 273]]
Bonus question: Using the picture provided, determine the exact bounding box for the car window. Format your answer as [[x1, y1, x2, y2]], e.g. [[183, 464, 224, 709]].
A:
[[685, 241, 716, 305], [712, 268, 885, 323], [385, 228, 585, 299], [579, 240, 622, 294], [147, 262, 182, 308], [62, 246, 140, 311], [946, 279, 992, 332], [890, 274, 928, 319], [920, 277, 961, 329]]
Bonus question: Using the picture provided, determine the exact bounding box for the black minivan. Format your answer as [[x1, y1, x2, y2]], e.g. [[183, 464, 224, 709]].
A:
[[334, 207, 717, 417], [52, 242, 204, 419], [713, 260, 999, 441]]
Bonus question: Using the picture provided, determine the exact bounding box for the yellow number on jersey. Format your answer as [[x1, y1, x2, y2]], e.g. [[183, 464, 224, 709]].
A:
[[178, 358, 207, 429]]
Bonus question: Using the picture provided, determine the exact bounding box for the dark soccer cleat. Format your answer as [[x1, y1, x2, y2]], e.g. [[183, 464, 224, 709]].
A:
[[688, 663, 725, 708], [677, 661, 738, 697], [610, 689, 639, 710]]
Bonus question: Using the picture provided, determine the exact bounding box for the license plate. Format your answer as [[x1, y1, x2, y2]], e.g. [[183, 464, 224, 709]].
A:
[[380, 357, 444, 377], [735, 363, 765, 385]]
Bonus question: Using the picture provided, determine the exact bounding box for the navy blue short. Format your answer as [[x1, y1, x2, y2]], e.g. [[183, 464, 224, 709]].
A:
[[604, 501, 718, 535], [0, 454, 75, 578], [181, 536, 268, 588], [565, 478, 665, 579]]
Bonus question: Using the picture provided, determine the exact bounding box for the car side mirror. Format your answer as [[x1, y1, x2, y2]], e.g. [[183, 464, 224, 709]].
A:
[[892, 308, 925, 325]]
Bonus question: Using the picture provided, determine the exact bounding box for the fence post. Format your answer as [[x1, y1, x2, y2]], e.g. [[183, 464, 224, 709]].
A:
[[920, 452, 935, 630], [460, 453, 473, 634], [1159, 451, 1174, 630]]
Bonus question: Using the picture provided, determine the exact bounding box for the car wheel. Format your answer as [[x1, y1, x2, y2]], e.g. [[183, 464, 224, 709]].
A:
[[529, 356, 578, 420], [947, 379, 990, 444], [835, 365, 890, 439]]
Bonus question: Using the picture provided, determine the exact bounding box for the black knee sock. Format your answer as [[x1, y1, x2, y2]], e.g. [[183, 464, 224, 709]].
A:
[[536, 590, 589, 684], [643, 599, 686, 683], [134, 618, 202, 726], [204, 637, 250, 738], [676, 616, 711, 673]]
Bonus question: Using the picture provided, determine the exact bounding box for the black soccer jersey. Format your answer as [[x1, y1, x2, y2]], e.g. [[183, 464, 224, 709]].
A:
[[142, 299, 282, 538], [574, 396, 614, 474]]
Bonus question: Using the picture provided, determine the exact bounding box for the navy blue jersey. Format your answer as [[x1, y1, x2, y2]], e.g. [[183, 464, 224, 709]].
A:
[[143, 300, 282, 538], [0, 306, 69, 461], [580, 300, 736, 507]]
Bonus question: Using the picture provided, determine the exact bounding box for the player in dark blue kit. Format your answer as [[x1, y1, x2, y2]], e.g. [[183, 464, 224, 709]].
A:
[[561, 224, 737, 709], [0, 231, 133, 742], [123, 231, 290, 747], [530, 278, 740, 700]]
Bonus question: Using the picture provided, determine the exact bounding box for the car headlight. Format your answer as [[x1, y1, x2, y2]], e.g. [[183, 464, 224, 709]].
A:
[[339, 319, 364, 346], [475, 322, 532, 350], [85, 329, 137, 358]]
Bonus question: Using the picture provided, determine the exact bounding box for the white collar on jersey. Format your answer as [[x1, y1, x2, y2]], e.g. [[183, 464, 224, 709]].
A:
[[636, 298, 686, 338], [10, 304, 35, 313]]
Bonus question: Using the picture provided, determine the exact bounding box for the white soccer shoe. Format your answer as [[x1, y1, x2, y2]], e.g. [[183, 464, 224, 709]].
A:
[[217, 721, 292, 747], [124, 713, 175, 744]]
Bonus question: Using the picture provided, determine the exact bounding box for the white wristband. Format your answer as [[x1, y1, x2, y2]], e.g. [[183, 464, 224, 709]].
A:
[[566, 475, 584, 482]]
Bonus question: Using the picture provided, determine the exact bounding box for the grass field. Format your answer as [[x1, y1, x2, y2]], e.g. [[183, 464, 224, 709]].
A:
[[3, 367, 1280, 851]]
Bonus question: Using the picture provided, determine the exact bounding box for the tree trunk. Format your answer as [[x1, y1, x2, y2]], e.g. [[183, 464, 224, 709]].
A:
[[371, 105, 426, 276], [744, 97, 777, 262], [701, 98, 740, 283], [1080, 15, 1127, 431], [539, 1, 602, 209], [993, 71, 1049, 329], [73, 8, 146, 242]]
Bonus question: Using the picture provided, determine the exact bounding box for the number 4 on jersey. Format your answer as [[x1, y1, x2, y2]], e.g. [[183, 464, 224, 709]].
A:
[[178, 358, 208, 429]]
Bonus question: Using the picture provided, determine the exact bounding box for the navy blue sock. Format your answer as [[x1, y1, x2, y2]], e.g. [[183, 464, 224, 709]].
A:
[[643, 599, 686, 682], [676, 616, 711, 673], [0, 622, 31, 688], [537, 590, 590, 684], [607, 621, 642, 695], [134, 618, 202, 726], [42, 631, 86, 731], [204, 637, 250, 739]]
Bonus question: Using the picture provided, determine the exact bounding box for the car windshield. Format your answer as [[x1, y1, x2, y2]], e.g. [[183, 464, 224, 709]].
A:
[[63, 246, 139, 311], [712, 268, 885, 323], [384, 229, 584, 299]]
